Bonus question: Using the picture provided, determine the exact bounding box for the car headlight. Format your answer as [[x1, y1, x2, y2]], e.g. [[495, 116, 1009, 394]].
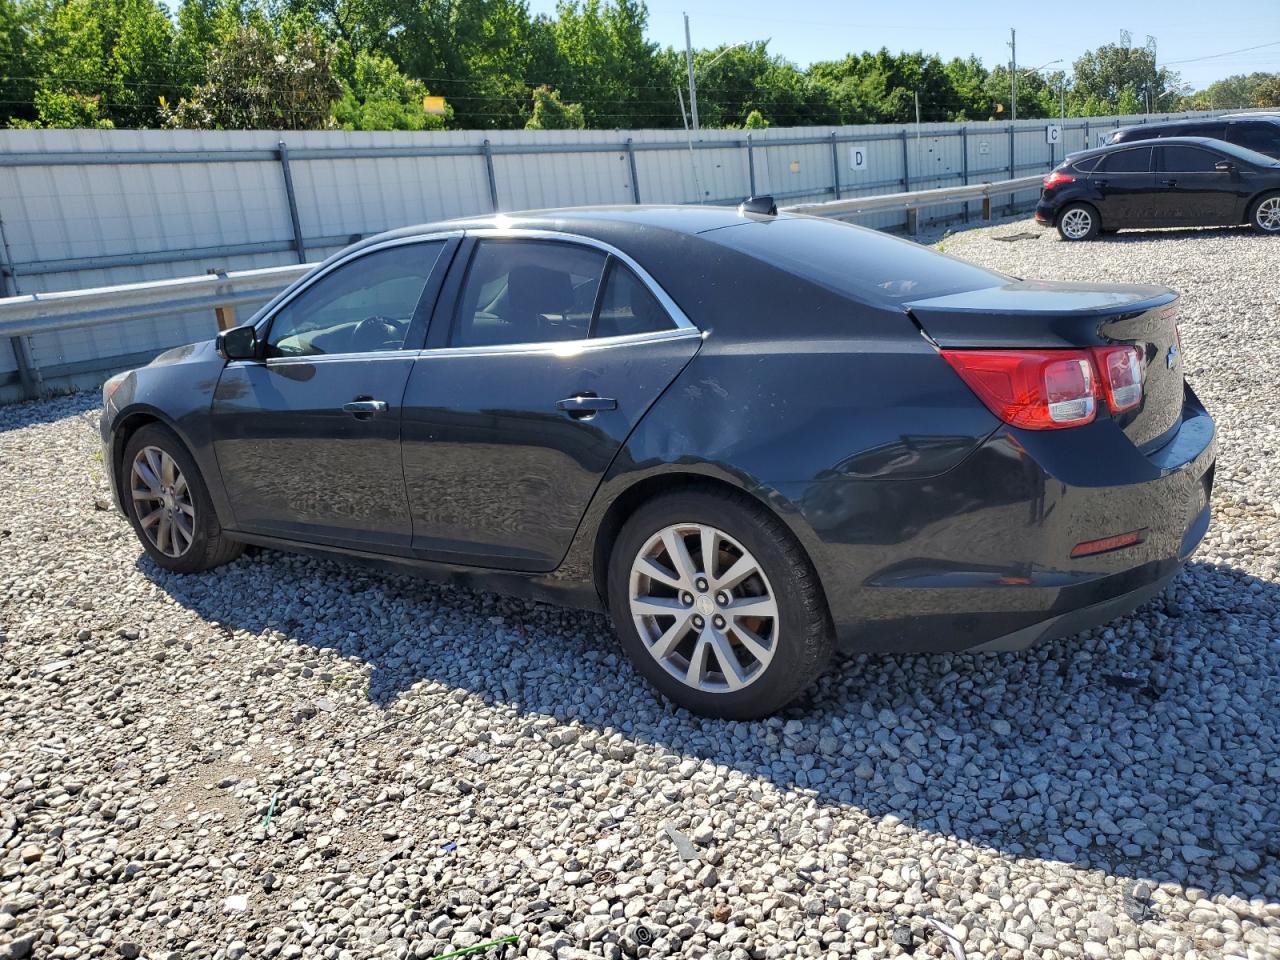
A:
[[102, 372, 128, 406]]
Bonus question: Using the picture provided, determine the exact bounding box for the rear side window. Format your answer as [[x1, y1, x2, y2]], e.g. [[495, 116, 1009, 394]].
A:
[[703, 217, 1004, 307], [1227, 123, 1280, 155], [1070, 155, 1102, 172], [1100, 147, 1152, 173], [452, 240, 606, 347], [593, 263, 674, 338], [1159, 146, 1221, 172]]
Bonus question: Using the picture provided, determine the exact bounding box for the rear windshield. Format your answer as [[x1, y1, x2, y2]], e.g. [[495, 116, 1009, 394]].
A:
[[701, 216, 1004, 306]]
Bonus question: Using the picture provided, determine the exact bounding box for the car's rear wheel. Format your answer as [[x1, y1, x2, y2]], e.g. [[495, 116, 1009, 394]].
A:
[[1057, 203, 1100, 241], [1249, 192, 1280, 234], [607, 489, 833, 719], [122, 423, 243, 573]]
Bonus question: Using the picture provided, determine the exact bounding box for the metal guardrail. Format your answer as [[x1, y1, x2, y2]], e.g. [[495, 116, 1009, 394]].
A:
[[782, 174, 1045, 230], [0, 263, 311, 339], [0, 172, 1047, 396]]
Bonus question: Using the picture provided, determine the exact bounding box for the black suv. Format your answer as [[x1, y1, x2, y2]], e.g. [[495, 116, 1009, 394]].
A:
[[1108, 114, 1280, 158]]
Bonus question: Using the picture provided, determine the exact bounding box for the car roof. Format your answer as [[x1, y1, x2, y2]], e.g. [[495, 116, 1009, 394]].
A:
[[335, 204, 801, 259], [1071, 135, 1235, 160]]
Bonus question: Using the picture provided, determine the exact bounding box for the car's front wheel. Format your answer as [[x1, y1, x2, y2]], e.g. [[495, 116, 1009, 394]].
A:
[[1057, 202, 1100, 241], [1249, 192, 1280, 235], [607, 489, 833, 719], [121, 423, 244, 573]]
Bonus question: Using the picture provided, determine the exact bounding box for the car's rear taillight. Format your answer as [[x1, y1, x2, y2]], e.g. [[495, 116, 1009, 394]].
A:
[[1091, 345, 1143, 413], [941, 349, 1097, 430], [1043, 170, 1075, 190], [942, 345, 1146, 430]]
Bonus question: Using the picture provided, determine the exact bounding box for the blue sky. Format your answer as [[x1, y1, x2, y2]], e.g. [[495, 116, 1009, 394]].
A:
[[527, 0, 1280, 90]]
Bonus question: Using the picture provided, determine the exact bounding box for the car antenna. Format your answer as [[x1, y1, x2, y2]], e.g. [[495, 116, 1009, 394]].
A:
[[738, 195, 777, 216]]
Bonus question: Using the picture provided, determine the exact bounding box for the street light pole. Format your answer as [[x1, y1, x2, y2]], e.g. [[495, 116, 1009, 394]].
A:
[[1009, 28, 1017, 122], [684, 12, 699, 131]]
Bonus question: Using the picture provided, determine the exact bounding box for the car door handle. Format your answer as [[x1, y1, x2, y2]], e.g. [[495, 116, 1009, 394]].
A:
[[343, 398, 388, 417], [556, 394, 617, 419], [1159, 178, 1177, 187]]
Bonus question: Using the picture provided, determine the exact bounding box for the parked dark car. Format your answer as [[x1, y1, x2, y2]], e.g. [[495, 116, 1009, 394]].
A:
[[1107, 114, 1280, 158], [101, 206, 1215, 718], [1036, 136, 1280, 240]]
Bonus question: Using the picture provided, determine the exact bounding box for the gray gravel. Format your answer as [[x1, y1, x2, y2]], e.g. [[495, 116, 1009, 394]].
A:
[[2, 218, 1280, 960]]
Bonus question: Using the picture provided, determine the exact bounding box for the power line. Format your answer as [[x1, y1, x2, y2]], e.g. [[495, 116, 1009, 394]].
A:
[[1164, 40, 1280, 66]]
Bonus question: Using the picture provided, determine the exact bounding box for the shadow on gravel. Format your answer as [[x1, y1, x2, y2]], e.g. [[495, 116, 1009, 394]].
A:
[[146, 549, 1280, 905]]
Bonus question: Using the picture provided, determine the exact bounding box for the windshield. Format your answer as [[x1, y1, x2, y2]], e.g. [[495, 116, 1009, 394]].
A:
[[701, 216, 1005, 306]]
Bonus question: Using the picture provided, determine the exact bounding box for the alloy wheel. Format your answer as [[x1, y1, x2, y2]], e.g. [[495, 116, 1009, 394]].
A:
[[628, 522, 778, 693], [1060, 208, 1093, 240], [130, 445, 196, 558], [1256, 196, 1280, 232]]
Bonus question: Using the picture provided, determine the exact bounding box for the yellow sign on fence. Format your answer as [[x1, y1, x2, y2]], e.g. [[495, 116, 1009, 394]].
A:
[[423, 96, 447, 115]]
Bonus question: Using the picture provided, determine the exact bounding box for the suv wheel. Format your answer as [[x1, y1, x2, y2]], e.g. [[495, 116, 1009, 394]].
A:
[[607, 489, 834, 719]]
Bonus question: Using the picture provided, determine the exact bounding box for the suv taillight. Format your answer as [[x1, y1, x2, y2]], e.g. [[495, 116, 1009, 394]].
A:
[[942, 346, 1144, 430], [1043, 170, 1075, 190]]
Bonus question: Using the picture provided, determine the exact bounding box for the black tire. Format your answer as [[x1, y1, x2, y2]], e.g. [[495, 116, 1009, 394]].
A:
[[121, 423, 244, 573], [1248, 191, 1280, 235], [1056, 202, 1101, 241], [606, 488, 834, 719]]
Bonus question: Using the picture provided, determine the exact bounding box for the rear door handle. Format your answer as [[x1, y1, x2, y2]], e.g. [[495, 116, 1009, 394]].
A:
[[343, 398, 388, 417], [556, 394, 617, 419]]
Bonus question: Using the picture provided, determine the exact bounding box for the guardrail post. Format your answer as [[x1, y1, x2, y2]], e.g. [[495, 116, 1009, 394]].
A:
[[277, 140, 307, 264], [482, 139, 500, 212], [626, 138, 641, 203], [961, 127, 970, 222], [830, 132, 841, 200], [0, 210, 40, 399], [900, 129, 911, 191], [746, 134, 756, 195], [1007, 123, 1016, 215]]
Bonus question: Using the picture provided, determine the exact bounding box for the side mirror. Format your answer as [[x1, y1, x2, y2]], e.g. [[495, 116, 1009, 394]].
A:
[[217, 324, 259, 361], [1214, 159, 1236, 173]]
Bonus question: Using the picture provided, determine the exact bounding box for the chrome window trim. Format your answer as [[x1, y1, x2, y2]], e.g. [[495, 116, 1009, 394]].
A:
[[252, 231, 463, 338], [412, 326, 702, 361]]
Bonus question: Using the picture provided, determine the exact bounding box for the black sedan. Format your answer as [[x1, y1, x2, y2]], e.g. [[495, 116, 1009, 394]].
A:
[[1035, 136, 1280, 239], [101, 206, 1215, 718]]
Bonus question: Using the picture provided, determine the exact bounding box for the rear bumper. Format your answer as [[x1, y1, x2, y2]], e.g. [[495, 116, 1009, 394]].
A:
[[1034, 199, 1056, 224], [783, 390, 1216, 654]]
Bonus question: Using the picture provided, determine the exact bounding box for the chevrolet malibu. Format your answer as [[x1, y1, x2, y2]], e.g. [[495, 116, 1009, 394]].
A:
[[101, 206, 1216, 718]]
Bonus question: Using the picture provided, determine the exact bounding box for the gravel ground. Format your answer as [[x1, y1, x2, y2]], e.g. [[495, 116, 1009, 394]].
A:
[[2, 219, 1279, 960]]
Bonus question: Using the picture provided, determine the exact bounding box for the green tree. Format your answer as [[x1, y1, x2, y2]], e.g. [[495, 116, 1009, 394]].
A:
[[1252, 75, 1280, 108], [162, 24, 341, 128], [22, 0, 180, 128], [544, 1, 663, 128], [743, 108, 767, 129], [1070, 39, 1180, 115], [333, 49, 449, 129], [525, 84, 584, 129], [1, 0, 41, 126]]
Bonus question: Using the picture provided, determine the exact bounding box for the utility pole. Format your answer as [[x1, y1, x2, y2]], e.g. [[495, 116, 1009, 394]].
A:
[[684, 12, 699, 131], [1009, 28, 1018, 122], [1146, 35, 1157, 115]]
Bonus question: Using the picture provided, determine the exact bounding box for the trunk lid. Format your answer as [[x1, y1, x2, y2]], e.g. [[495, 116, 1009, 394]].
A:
[[906, 279, 1184, 452]]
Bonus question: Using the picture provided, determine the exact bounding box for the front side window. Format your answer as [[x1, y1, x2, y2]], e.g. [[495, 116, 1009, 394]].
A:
[[1101, 147, 1151, 173], [593, 263, 675, 338], [1159, 146, 1220, 173], [452, 240, 607, 347], [266, 241, 444, 358]]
